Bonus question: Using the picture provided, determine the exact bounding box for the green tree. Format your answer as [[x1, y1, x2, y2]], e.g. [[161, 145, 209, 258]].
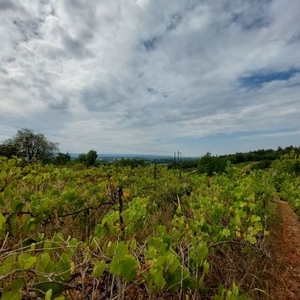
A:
[[86, 149, 98, 166], [55, 152, 71, 165], [78, 153, 88, 164], [198, 152, 215, 176], [0, 129, 58, 162], [198, 152, 227, 176], [78, 150, 98, 166], [0, 143, 18, 158]]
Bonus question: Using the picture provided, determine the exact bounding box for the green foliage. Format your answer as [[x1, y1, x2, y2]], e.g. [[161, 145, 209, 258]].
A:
[[109, 241, 139, 282], [271, 154, 300, 175], [55, 152, 71, 165], [78, 153, 88, 164], [78, 149, 98, 166], [92, 260, 106, 278], [198, 152, 227, 176], [0, 158, 278, 299], [86, 149, 98, 166], [0, 213, 6, 237], [249, 160, 272, 171], [0, 143, 18, 159], [271, 156, 300, 216], [0, 129, 58, 162], [115, 158, 149, 168], [213, 283, 251, 300], [1, 289, 21, 300], [17, 253, 37, 270], [122, 197, 148, 235], [199, 145, 300, 168]]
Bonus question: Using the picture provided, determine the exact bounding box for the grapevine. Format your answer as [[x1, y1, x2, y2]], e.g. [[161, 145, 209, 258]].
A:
[[0, 157, 281, 299]]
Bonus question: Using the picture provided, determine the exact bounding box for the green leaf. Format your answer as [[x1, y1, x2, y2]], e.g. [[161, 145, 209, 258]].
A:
[[11, 199, 24, 213], [18, 253, 36, 270], [0, 255, 16, 276], [34, 282, 65, 294], [11, 278, 25, 290], [203, 260, 210, 275], [250, 215, 261, 223], [1, 290, 21, 300], [129, 239, 137, 251], [55, 252, 71, 282], [0, 193, 5, 206], [45, 289, 53, 300], [36, 253, 55, 273], [44, 240, 54, 253], [0, 213, 5, 229], [254, 222, 263, 231], [105, 241, 117, 256], [24, 257, 37, 269], [166, 251, 180, 273], [222, 228, 231, 238], [110, 254, 139, 282], [121, 255, 139, 282], [116, 241, 127, 257], [153, 268, 166, 291], [110, 256, 121, 275], [232, 282, 239, 296], [92, 260, 106, 278], [197, 242, 209, 262], [245, 234, 257, 245], [0, 213, 6, 237]]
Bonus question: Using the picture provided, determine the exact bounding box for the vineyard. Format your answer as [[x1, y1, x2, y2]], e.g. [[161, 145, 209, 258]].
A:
[[0, 155, 299, 299]]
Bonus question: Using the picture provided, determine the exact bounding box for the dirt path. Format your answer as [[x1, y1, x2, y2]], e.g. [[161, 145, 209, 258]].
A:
[[272, 200, 300, 299]]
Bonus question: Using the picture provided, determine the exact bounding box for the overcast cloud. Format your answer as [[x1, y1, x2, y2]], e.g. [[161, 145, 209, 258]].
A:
[[1, 0, 300, 156]]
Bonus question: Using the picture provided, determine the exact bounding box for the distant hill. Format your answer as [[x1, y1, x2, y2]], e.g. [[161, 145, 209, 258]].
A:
[[69, 153, 174, 163]]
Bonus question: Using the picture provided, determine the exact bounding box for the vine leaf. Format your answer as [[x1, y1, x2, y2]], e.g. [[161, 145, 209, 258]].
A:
[[17, 253, 36, 270], [0, 213, 6, 237], [45, 289, 52, 300], [92, 260, 106, 278], [1, 289, 21, 300], [110, 254, 139, 282]]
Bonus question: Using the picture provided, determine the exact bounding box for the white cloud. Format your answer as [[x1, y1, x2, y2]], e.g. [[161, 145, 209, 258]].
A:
[[0, 0, 300, 156]]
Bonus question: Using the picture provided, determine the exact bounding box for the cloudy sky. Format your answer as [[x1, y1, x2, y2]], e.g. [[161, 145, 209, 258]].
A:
[[0, 0, 300, 156]]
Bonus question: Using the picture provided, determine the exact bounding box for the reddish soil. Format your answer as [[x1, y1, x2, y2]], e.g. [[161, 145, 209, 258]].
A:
[[272, 200, 300, 300]]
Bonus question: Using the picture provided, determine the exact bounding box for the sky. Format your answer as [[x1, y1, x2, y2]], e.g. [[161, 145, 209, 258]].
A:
[[0, 0, 300, 157]]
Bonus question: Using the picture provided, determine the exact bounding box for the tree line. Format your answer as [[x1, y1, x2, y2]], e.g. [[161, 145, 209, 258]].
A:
[[196, 146, 300, 176], [1, 128, 299, 173]]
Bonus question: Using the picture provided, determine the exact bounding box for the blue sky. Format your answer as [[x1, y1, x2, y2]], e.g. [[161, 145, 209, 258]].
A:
[[240, 69, 300, 89], [0, 0, 300, 156]]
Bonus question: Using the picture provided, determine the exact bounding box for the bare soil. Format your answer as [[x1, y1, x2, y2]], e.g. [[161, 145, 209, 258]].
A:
[[271, 200, 300, 299]]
